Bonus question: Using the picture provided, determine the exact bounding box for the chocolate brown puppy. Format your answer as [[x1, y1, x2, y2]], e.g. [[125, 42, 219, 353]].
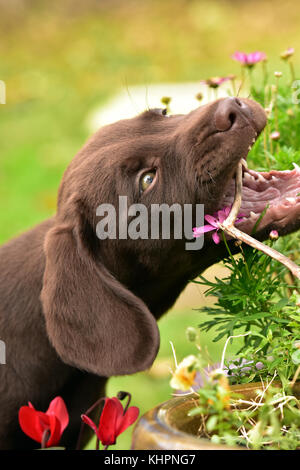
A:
[[0, 97, 299, 449]]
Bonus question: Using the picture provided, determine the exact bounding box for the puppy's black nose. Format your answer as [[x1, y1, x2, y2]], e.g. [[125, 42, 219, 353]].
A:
[[214, 97, 250, 132]]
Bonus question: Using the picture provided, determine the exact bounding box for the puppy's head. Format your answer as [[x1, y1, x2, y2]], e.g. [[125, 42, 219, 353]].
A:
[[41, 97, 300, 377]]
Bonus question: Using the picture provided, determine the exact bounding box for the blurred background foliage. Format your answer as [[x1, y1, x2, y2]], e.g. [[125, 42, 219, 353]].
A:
[[0, 0, 300, 449]]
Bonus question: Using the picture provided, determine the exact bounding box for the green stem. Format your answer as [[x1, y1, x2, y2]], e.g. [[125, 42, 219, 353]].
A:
[[239, 245, 251, 280], [248, 66, 255, 94], [274, 79, 280, 154], [274, 80, 279, 131], [269, 122, 273, 155], [289, 60, 296, 85], [262, 60, 268, 87], [41, 430, 51, 449], [221, 231, 237, 269], [231, 77, 236, 96], [117, 390, 132, 415]]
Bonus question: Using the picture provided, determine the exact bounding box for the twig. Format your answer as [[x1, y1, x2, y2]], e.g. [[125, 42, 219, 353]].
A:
[[219, 161, 300, 280], [223, 161, 243, 227], [290, 364, 300, 389], [220, 332, 251, 370], [170, 341, 178, 369], [220, 224, 300, 279]]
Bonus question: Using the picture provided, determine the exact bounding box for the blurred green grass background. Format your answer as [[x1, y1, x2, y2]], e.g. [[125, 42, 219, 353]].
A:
[[1, 0, 300, 449]]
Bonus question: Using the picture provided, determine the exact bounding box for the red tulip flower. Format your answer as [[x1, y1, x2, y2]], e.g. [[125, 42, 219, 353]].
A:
[[18, 397, 69, 448], [81, 397, 139, 447]]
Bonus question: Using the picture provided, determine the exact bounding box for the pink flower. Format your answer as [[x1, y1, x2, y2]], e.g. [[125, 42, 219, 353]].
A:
[[193, 206, 245, 244], [201, 76, 231, 88], [280, 47, 294, 60], [232, 51, 266, 67]]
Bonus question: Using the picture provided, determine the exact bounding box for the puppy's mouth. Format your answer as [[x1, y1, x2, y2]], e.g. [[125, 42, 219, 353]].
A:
[[222, 163, 300, 236]]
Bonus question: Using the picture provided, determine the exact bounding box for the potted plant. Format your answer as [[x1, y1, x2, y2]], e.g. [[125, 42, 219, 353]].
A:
[[132, 48, 300, 451], [132, 244, 300, 450]]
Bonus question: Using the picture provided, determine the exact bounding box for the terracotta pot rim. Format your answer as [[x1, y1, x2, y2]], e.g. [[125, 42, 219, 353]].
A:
[[131, 381, 300, 450]]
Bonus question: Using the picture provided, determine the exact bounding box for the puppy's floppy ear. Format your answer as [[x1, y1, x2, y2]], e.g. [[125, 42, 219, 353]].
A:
[[41, 205, 160, 377]]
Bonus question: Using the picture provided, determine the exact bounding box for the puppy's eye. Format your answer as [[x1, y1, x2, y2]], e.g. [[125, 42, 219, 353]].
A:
[[140, 171, 156, 192]]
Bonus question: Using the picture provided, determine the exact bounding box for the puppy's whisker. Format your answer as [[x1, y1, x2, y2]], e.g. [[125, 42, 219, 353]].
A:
[[144, 84, 151, 111], [204, 178, 213, 199], [207, 170, 216, 186], [236, 79, 244, 98], [123, 78, 140, 115]]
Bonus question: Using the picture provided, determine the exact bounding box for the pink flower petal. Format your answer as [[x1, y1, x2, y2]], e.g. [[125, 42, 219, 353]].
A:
[[232, 51, 265, 65], [247, 52, 261, 64], [217, 206, 230, 223], [212, 231, 221, 244], [254, 51, 262, 62], [193, 225, 216, 236], [236, 213, 246, 224], [232, 51, 247, 64], [204, 215, 219, 227]]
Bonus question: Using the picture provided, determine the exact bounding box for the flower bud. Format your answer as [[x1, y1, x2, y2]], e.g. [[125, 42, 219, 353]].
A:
[[269, 229, 279, 240], [195, 92, 203, 102], [274, 71, 282, 78], [270, 131, 280, 141], [186, 327, 198, 342], [161, 96, 171, 106], [267, 330, 273, 342], [117, 391, 128, 400]]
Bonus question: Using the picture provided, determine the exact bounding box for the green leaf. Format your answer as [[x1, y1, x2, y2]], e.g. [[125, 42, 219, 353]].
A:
[[251, 203, 269, 235], [206, 415, 218, 432], [272, 298, 290, 311], [291, 349, 300, 365], [211, 434, 221, 445]]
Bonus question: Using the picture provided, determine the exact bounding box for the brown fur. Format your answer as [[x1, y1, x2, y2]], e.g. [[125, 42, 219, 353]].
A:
[[0, 98, 284, 449]]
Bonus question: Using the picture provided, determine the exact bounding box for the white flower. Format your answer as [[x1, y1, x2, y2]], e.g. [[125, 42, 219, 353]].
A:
[[170, 355, 198, 391]]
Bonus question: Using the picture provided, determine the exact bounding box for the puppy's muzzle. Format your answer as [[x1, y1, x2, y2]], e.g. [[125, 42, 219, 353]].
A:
[[214, 97, 263, 133]]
